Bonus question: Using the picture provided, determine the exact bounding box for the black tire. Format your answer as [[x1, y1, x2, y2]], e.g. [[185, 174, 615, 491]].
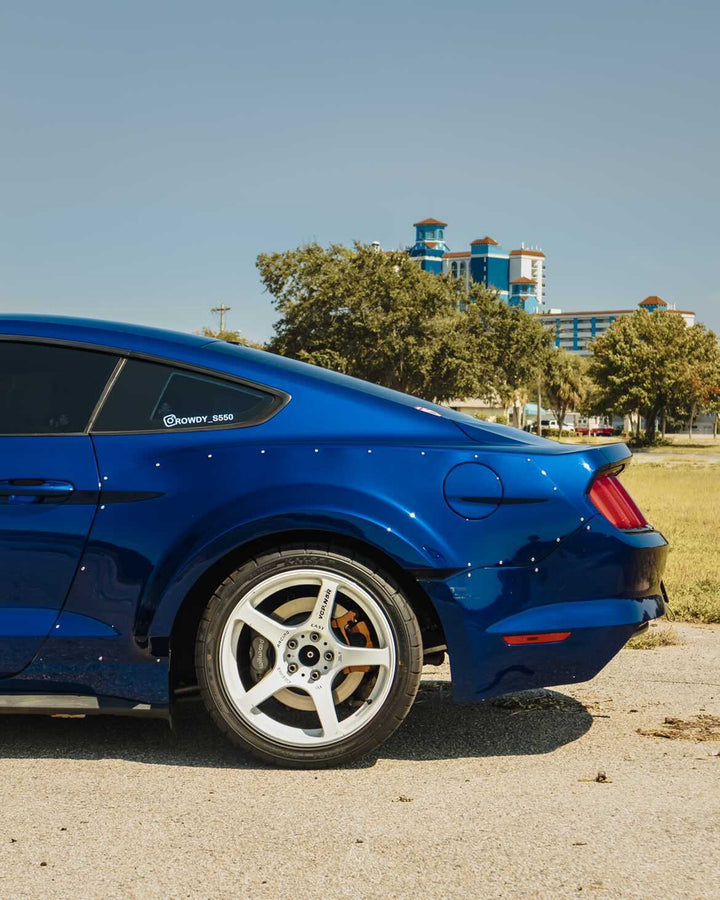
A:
[[195, 543, 423, 768]]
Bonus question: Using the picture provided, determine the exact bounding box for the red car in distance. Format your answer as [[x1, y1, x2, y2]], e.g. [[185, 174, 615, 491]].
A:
[[576, 419, 619, 437]]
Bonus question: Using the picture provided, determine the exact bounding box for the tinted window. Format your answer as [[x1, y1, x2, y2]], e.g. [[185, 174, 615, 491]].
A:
[[0, 342, 118, 435], [93, 358, 280, 432]]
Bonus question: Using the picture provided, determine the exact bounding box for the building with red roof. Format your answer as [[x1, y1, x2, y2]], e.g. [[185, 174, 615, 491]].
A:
[[540, 297, 695, 355], [377, 219, 693, 356], [403, 218, 546, 311], [412, 218, 448, 227]]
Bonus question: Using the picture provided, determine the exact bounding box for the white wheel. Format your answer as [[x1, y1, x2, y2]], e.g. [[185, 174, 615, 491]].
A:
[[196, 545, 422, 767]]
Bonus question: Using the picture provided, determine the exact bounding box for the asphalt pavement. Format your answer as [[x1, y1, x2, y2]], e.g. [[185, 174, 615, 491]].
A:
[[0, 623, 718, 899]]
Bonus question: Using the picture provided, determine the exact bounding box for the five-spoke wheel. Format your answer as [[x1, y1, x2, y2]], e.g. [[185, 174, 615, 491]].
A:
[[196, 545, 422, 767]]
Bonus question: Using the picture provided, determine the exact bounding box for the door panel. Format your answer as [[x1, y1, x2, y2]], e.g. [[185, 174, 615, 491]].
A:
[[0, 437, 100, 676]]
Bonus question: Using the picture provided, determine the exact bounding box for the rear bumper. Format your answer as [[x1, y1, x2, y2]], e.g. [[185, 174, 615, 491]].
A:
[[420, 517, 668, 703], [476, 594, 664, 697]]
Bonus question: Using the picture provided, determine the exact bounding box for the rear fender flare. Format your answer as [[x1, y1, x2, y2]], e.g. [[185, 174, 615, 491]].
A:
[[146, 503, 456, 639]]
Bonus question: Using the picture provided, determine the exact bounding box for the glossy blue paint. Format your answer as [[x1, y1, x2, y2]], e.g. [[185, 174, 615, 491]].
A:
[[443, 462, 502, 519], [422, 515, 667, 701], [0, 316, 668, 714], [0, 436, 100, 676]]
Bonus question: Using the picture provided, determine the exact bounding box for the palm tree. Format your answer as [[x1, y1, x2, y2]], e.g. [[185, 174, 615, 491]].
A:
[[542, 350, 589, 441]]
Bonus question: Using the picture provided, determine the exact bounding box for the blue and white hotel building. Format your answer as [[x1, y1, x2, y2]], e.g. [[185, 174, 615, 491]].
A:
[[540, 296, 696, 356], [406, 218, 547, 313], [396, 218, 695, 355]]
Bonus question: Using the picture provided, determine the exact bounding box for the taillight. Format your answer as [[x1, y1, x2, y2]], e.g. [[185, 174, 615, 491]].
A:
[[589, 473, 648, 530]]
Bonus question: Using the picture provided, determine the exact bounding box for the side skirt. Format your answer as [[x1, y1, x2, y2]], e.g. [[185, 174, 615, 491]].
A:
[[0, 694, 169, 718]]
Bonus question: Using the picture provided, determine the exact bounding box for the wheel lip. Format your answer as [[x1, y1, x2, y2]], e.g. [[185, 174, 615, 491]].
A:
[[216, 566, 398, 749]]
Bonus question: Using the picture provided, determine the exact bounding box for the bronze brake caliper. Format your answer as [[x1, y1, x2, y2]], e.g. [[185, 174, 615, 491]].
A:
[[331, 610, 373, 673]]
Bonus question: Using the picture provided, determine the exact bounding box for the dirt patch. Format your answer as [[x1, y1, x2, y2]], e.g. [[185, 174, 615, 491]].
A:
[[637, 715, 720, 742], [489, 690, 576, 712]]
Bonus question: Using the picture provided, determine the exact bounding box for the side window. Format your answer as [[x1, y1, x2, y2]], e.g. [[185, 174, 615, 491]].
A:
[[93, 358, 282, 433], [0, 342, 119, 435]]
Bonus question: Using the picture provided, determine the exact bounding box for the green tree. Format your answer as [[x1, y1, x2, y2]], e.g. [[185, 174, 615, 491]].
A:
[[542, 349, 590, 440], [258, 242, 551, 406], [464, 299, 552, 426], [199, 326, 264, 349], [674, 325, 720, 438], [589, 310, 720, 442]]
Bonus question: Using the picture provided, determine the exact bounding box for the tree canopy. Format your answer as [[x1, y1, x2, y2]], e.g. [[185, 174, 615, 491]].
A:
[[589, 310, 720, 440], [674, 324, 720, 435], [199, 326, 264, 349], [542, 349, 590, 438], [258, 242, 551, 404]]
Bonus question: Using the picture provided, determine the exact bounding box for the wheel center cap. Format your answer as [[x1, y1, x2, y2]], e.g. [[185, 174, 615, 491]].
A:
[[298, 644, 321, 667]]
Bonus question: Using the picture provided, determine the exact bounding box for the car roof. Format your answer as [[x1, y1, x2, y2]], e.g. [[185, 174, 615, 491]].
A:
[[0, 314, 563, 450], [0, 314, 213, 352], [0, 314, 447, 411], [0, 313, 451, 411]]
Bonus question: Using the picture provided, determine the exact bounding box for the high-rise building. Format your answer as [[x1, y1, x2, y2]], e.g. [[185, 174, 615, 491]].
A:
[[404, 218, 546, 313], [540, 296, 696, 356], [387, 219, 696, 354], [407, 218, 449, 274]]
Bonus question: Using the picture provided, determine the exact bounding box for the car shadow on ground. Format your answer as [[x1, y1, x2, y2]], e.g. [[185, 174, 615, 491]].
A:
[[374, 681, 593, 764], [0, 681, 593, 770]]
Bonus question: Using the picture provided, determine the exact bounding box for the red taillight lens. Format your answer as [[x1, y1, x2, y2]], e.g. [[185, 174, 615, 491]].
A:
[[589, 473, 648, 530]]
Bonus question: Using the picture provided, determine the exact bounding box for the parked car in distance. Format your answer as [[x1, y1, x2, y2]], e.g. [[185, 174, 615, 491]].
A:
[[526, 418, 559, 433], [0, 316, 668, 767], [576, 417, 620, 437], [528, 419, 574, 434]]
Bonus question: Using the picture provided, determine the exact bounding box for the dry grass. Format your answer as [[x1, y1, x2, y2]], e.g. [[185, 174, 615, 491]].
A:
[[626, 624, 680, 650], [637, 715, 720, 742], [622, 464, 720, 623]]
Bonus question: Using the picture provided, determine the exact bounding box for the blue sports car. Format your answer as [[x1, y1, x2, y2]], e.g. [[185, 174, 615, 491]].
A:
[[0, 316, 667, 766]]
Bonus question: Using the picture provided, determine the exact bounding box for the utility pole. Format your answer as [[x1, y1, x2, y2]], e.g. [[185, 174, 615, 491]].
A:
[[537, 375, 543, 437], [211, 304, 231, 332]]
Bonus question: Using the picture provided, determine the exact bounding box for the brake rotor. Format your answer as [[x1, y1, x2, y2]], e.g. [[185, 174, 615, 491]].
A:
[[255, 596, 366, 712]]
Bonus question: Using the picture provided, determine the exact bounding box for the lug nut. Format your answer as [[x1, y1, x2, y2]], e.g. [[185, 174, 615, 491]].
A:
[[287, 663, 298, 674], [287, 639, 298, 650], [324, 651, 334, 662], [310, 632, 320, 642], [309, 670, 320, 681]]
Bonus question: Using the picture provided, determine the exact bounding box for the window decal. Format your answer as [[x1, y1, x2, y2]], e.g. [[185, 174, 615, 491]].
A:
[[93, 358, 279, 433], [162, 413, 235, 428]]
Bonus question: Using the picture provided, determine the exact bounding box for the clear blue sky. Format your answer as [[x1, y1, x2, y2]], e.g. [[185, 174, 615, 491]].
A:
[[1, 0, 718, 341]]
